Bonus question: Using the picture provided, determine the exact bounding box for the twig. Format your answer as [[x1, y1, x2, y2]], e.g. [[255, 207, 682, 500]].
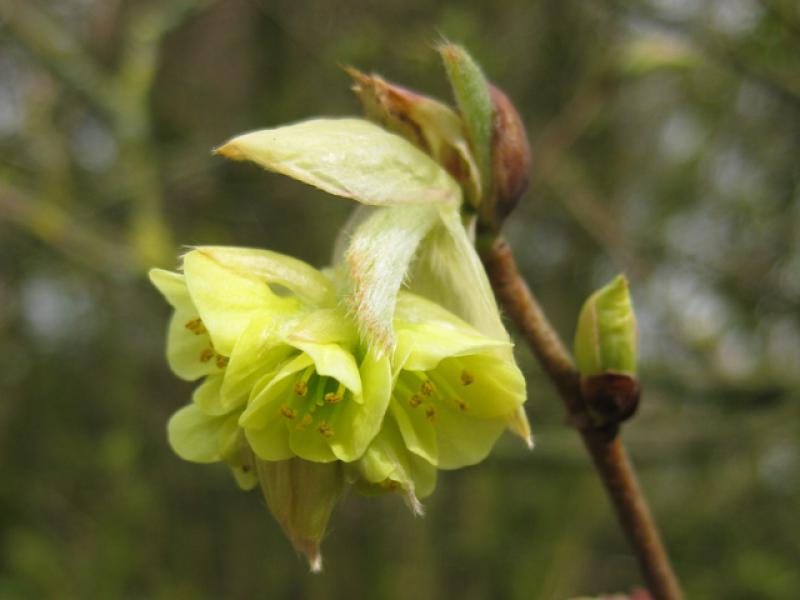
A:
[[0, 0, 213, 269], [547, 158, 647, 278], [0, 182, 135, 275], [601, 0, 800, 108], [0, 0, 119, 115], [481, 236, 683, 600]]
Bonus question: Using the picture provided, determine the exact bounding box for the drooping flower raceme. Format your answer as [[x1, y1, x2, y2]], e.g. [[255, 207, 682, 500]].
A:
[[151, 247, 527, 567], [152, 44, 533, 570]]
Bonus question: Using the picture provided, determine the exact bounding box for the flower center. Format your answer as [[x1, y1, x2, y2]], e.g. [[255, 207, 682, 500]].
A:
[[396, 367, 476, 416], [279, 367, 349, 440]]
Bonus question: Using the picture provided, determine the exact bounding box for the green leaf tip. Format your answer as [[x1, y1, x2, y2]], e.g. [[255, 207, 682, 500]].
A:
[[574, 274, 638, 377]]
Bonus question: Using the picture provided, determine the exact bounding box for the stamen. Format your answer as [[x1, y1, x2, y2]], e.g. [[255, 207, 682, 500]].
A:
[[185, 318, 207, 335], [408, 394, 423, 408], [215, 355, 229, 369], [200, 347, 215, 363], [420, 380, 436, 396], [296, 414, 313, 431], [280, 405, 297, 420], [317, 421, 334, 438], [324, 382, 346, 404], [460, 370, 475, 386], [425, 406, 436, 421], [294, 366, 315, 396]]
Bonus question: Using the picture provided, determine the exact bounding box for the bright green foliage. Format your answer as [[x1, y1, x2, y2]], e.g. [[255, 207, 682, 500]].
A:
[[574, 274, 638, 377]]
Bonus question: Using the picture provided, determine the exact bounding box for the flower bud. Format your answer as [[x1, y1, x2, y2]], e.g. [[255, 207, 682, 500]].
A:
[[488, 84, 531, 227], [256, 458, 345, 572], [574, 274, 637, 377], [574, 275, 640, 429]]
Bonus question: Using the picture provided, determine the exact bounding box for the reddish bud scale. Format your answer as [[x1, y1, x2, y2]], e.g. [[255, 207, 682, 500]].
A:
[[580, 372, 641, 433], [487, 84, 531, 228]]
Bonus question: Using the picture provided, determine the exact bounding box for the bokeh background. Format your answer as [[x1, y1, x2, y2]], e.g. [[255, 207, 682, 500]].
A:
[[1, 0, 799, 598]]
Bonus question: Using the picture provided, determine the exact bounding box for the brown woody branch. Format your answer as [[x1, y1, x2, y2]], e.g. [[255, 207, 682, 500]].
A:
[[481, 236, 683, 600]]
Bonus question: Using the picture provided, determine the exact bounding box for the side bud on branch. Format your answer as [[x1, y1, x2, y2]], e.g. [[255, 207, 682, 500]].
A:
[[488, 84, 531, 228], [574, 275, 640, 431]]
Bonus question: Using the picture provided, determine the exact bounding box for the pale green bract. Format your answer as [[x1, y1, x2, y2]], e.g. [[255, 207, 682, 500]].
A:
[[216, 118, 461, 208]]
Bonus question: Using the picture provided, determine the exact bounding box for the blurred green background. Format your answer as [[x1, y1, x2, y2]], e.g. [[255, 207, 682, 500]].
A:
[[1, 0, 799, 598]]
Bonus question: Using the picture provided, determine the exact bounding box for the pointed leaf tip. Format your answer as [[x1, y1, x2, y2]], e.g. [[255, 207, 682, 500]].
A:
[[213, 142, 244, 161]]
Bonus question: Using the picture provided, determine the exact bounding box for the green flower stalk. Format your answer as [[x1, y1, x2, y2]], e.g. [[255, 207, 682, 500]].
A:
[[152, 46, 534, 569]]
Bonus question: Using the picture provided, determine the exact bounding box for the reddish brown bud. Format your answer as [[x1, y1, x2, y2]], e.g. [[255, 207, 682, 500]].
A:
[[487, 84, 531, 227]]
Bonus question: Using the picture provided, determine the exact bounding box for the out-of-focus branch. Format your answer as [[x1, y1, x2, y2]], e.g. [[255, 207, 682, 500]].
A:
[[21, 73, 76, 209], [115, 0, 216, 136], [527, 65, 651, 279], [0, 0, 119, 115], [111, 1, 216, 268], [603, 0, 800, 107], [548, 158, 647, 278], [532, 73, 612, 184], [757, 0, 800, 38], [0, 0, 216, 270], [0, 182, 135, 275]]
